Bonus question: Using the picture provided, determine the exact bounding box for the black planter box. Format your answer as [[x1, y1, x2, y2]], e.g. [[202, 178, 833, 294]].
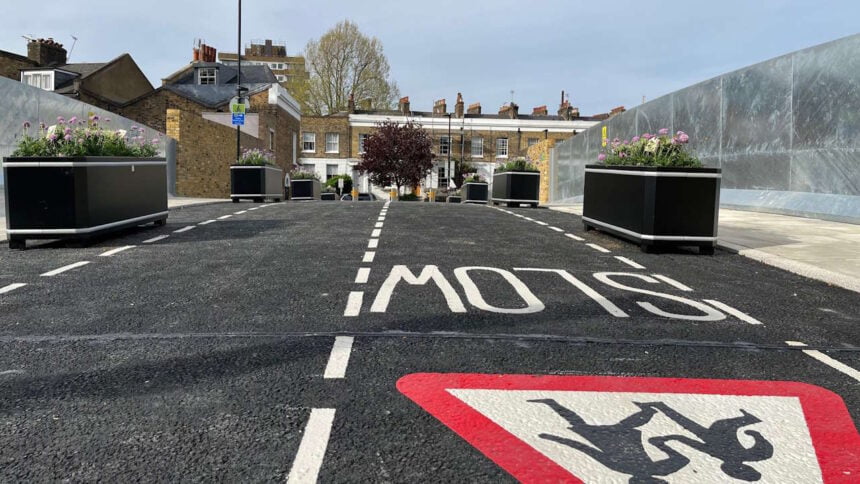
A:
[[3, 156, 167, 249], [462, 182, 489, 204], [321, 192, 337, 200], [230, 165, 283, 202], [582, 164, 721, 254], [491, 172, 540, 207], [446, 195, 462, 203], [290, 179, 321, 200]]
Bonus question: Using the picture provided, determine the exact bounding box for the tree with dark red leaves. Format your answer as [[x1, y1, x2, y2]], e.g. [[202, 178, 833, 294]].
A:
[[357, 120, 434, 197]]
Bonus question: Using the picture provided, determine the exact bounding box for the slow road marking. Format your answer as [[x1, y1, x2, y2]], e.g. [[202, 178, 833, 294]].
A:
[[703, 299, 763, 325], [41, 261, 90, 277]]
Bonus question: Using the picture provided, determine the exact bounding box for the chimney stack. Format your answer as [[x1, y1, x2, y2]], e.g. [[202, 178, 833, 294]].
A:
[[532, 105, 548, 116], [398, 96, 410, 115], [467, 102, 481, 115], [348, 93, 356, 113], [455, 93, 465, 118], [609, 106, 626, 117], [433, 98, 447, 115], [499, 102, 519, 119], [196, 43, 217, 63], [27, 38, 67, 67]]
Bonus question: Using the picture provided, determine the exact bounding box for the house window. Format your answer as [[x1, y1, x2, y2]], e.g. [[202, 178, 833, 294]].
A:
[[325, 133, 339, 153], [358, 133, 369, 154], [21, 71, 54, 91], [277, 75, 285, 81], [302, 132, 316, 152], [439, 136, 450, 156], [496, 138, 508, 158], [269, 129, 275, 151], [326, 164, 339, 181], [198, 68, 217, 85], [528, 138, 539, 147], [471, 137, 483, 158]]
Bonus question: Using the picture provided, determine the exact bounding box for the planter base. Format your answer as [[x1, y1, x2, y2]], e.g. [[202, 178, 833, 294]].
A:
[[583, 216, 716, 254], [7, 211, 168, 250], [231, 165, 283, 203]]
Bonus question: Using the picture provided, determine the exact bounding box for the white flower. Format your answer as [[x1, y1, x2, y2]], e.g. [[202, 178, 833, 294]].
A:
[[645, 138, 659, 153]]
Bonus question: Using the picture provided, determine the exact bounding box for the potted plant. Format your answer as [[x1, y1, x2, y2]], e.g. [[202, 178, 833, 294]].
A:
[[321, 187, 338, 201], [446, 189, 462, 204], [583, 129, 721, 254], [491, 158, 540, 208], [230, 148, 283, 203], [325, 174, 352, 196], [3, 117, 167, 249], [462, 174, 489, 204], [290, 170, 321, 200]]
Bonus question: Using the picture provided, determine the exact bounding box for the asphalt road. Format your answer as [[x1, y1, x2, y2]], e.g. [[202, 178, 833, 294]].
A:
[[0, 200, 857, 482]]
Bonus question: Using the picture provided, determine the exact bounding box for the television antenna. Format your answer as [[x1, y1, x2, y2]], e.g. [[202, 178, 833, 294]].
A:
[[68, 35, 78, 62]]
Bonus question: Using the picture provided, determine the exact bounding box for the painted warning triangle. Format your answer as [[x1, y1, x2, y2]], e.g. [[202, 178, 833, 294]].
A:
[[397, 373, 860, 483]]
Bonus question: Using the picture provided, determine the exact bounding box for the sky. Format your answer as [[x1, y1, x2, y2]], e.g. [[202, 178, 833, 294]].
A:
[[2, 0, 859, 116]]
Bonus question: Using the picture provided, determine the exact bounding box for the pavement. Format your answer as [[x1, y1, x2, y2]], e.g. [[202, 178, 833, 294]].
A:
[[550, 203, 860, 294], [0, 200, 858, 481]]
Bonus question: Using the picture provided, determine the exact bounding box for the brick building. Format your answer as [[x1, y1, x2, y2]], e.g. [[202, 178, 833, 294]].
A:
[[218, 39, 309, 87], [299, 92, 615, 194]]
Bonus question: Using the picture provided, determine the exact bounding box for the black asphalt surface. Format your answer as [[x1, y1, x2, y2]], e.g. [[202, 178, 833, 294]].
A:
[[0, 200, 857, 481]]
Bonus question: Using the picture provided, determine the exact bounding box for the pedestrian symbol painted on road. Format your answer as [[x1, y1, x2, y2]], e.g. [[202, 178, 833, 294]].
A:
[[397, 373, 860, 483]]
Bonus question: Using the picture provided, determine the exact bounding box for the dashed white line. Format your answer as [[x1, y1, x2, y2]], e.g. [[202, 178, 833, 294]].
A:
[[653, 274, 693, 291], [371, 229, 382, 237], [564, 233, 584, 241], [548, 226, 564, 232], [367, 239, 379, 249], [703, 299, 763, 325], [99, 245, 136, 257], [377, 217, 385, 221], [523, 217, 535, 222], [374, 222, 384, 228], [355, 267, 371, 284], [362, 251, 376, 263], [199, 220, 216, 225], [344, 291, 363, 317], [0, 283, 27, 295], [615, 256, 645, 269], [173, 226, 195, 233], [586, 243, 611, 253], [41, 261, 90, 277], [142, 235, 170, 244], [323, 336, 355, 379], [787, 341, 860, 382], [248, 207, 260, 211], [234, 210, 247, 215], [534, 221, 549, 226], [217, 215, 233, 220], [286, 408, 336, 484]]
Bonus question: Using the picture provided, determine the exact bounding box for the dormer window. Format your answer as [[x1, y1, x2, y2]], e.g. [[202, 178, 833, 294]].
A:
[[198, 67, 217, 85], [21, 71, 55, 91]]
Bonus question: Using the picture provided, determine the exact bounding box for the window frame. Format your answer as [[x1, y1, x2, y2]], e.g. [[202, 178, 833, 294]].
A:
[[439, 135, 450, 156], [496, 138, 509, 158], [198, 67, 217, 85], [470, 137, 483, 158], [21, 70, 55, 91], [325, 132, 340, 154], [358, 133, 369, 154], [302, 132, 316, 153]]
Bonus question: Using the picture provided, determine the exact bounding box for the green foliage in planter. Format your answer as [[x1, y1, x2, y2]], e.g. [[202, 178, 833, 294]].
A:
[[325, 174, 353, 194], [235, 148, 276, 166], [13, 116, 159, 157], [292, 170, 320, 180], [399, 193, 419, 201], [496, 157, 538, 173], [598, 129, 702, 168], [465, 174, 485, 183]]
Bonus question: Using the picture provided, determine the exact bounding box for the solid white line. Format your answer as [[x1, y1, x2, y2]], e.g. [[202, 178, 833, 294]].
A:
[[534, 221, 549, 226], [703, 299, 763, 325], [142, 235, 169, 244], [286, 408, 336, 484], [374, 222, 384, 228], [99, 245, 136, 257], [362, 251, 376, 263], [217, 215, 233, 220], [173, 226, 195, 233], [41, 261, 90, 277], [548, 226, 564, 232], [355, 267, 370, 284], [323, 336, 355, 379], [586, 243, 611, 253], [199, 220, 216, 225], [787, 341, 860, 382], [344, 291, 363, 317], [0, 283, 26, 295], [653, 274, 693, 291], [615, 256, 645, 269], [234, 210, 247, 215], [367, 239, 379, 249], [371, 229, 382, 237]]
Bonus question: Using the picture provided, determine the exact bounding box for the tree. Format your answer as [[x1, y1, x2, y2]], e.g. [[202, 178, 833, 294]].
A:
[[298, 20, 399, 115], [357, 121, 434, 196]]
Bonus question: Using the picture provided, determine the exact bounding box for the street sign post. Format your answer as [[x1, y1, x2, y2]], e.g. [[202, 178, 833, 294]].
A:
[[230, 97, 248, 126], [398, 373, 860, 483]]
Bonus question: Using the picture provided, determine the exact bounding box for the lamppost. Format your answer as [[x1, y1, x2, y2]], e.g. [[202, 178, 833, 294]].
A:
[[235, 0, 245, 164], [445, 113, 452, 188]]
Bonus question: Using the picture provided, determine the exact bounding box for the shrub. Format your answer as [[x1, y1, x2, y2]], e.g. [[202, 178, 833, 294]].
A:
[[13, 116, 159, 157], [292, 170, 320, 180], [399, 192, 419, 201], [236, 148, 275, 166], [597, 129, 701, 168], [325, 174, 353, 194], [465, 174, 485, 183], [496, 157, 538, 173]]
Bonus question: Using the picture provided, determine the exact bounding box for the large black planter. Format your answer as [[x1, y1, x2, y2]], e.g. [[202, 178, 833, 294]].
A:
[[290, 179, 321, 200], [230, 165, 283, 203], [446, 195, 462, 203], [462, 182, 489, 204], [3, 156, 167, 249], [491, 172, 540, 207], [582, 164, 721, 254], [321, 192, 337, 201]]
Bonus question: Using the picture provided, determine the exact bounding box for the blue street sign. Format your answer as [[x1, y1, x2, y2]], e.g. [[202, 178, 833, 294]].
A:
[[232, 113, 245, 126]]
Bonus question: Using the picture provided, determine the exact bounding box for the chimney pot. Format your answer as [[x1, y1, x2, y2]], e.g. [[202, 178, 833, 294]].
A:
[[467, 102, 481, 115]]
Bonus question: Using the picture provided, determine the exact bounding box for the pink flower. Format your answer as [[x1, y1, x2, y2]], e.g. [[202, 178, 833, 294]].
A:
[[48, 134, 58, 142], [622, 140, 629, 145], [64, 134, 72, 141], [676, 131, 690, 143], [631, 136, 640, 143], [597, 153, 607, 161], [642, 133, 653, 140], [69, 116, 78, 124], [658, 128, 669, 135], [64, 127, 71, 135], [57, 116, 65, 124], [619, 152, 627, 158]]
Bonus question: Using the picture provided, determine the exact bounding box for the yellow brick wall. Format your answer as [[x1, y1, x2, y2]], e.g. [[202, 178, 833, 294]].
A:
[[527, 139, 555, 204]]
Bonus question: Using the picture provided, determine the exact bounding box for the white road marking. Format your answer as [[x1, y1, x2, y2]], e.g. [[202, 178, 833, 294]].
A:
[[142, 235, 169, 244], [377, 217, 385, 221], [374, 222, 384, 228], [595, 273, 726, 321], [548, 226, 564, 232], [355, 267, 371, 284], [534, 221, 549, 226], [234, 210, 247, 215], [323, 337, 354, 379], [286, 408, 336, 484], [564, 233, 584, 241], [614, 256, 645, 269], [454, 267, 545, 314], [787, 341, 860, 382], [248, 207, 259, 211], [173, 226, 195, 233], [0, 283, 26, 295], [99, 245, 136, 257], [652, 274, 693, 291], [199, 219, 216, 225], [371, 265, 466, 313], [41, 261, 90, 277], [362, 251, 376, 263], [344, 291, 363, 317], [515, 214, 525, 218], [217, 215, 232, 220], [371, 229, 382, 237], [515, 268, 628, 318], [367, 239, 379, 249], [523, 217, 535, 222], [703, 299, 763, 325], [586, 243, 611, 253]]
